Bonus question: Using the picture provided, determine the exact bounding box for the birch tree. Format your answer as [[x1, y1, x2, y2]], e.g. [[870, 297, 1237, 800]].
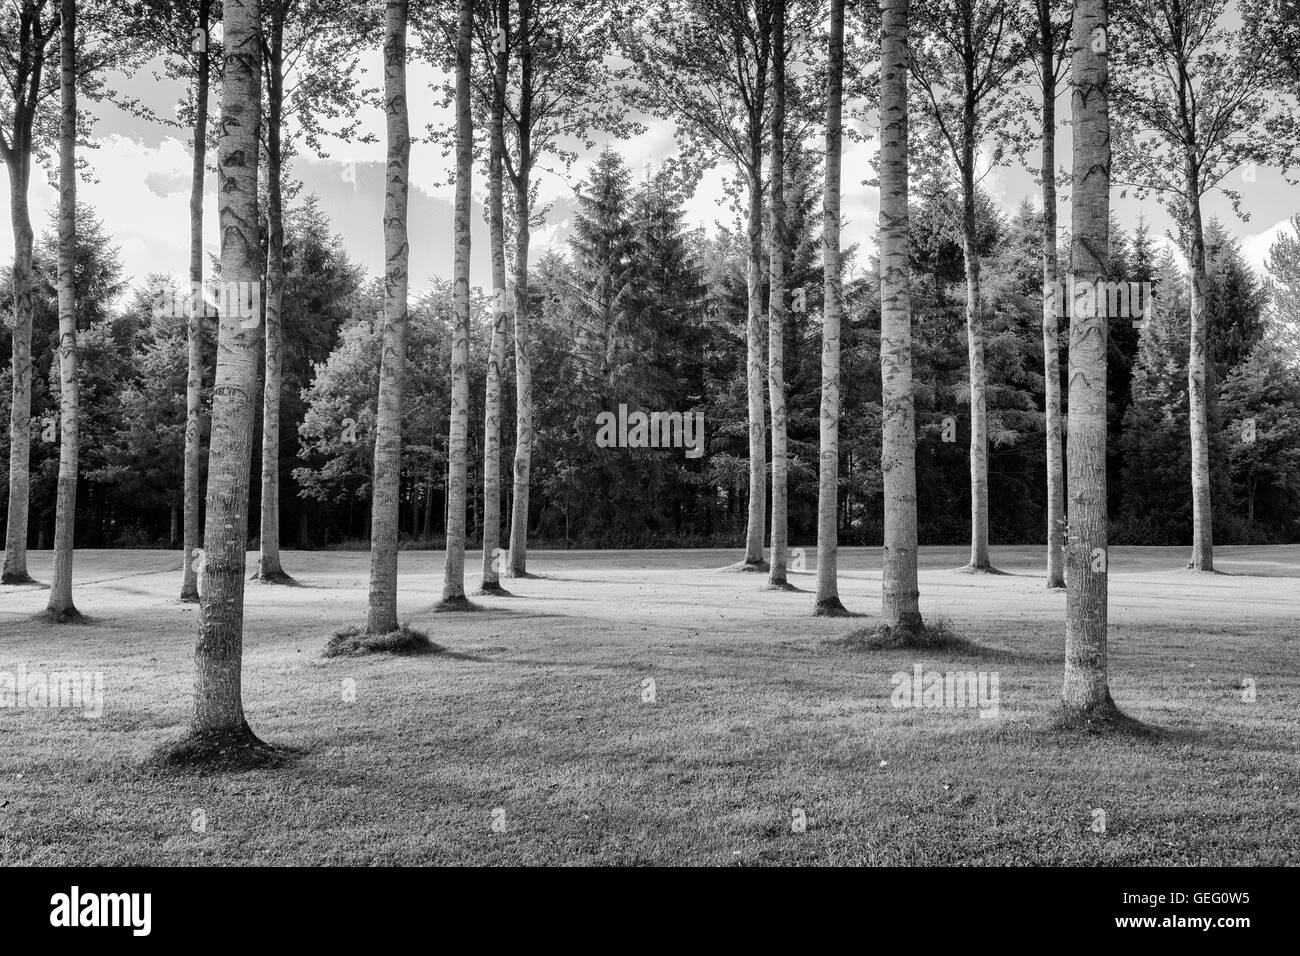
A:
[[365, 0, 411, 636], [766, 0, 791, 589], [1033, 0, 1071, 589], [168, 0, 275, 760], [476, 0, 510, 594], [1111, 0, 1300, 572], [2, 0, 132, 585], [1062, 0, 1118, 719], [879, 0, 923, 633], [254, 0, 371, 583], [813, 0, 847, 614], [1, 1, 60, 585], [439, 0, 475, 608], [122, 1, 222, 601], [498, 0, 632, 577], [183, 0, 216, 601], [909, 0, 1030, 573], [621, 0, 774, 572], [46, 0, 79, 620]]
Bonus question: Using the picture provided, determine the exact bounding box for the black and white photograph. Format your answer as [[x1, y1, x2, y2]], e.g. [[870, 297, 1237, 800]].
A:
[[0, 0, 1296, 919]]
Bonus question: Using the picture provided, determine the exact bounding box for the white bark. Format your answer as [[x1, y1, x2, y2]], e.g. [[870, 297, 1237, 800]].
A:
[[1039, 0, 1065, 590], [441, 0, 473, 604], [182, 0, 213, 603], [1062, 0, 1114, 714], [366, 0, 411, 634], [47, 0, 79, 620], [814, 0, 846, 614], [192, 0, 263, 735], [767, 0, 789, 588], [880, 0, 922, 631], [479, 0, 509, 593]]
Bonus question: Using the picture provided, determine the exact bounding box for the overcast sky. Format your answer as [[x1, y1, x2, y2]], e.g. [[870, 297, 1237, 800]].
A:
[[3, 42, 1297, 303]]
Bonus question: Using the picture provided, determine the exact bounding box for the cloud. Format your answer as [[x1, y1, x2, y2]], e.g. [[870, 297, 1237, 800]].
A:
[[0, 134, 218, 299], [1241, 218, 1296, 278], [144, 170, 192, 198]]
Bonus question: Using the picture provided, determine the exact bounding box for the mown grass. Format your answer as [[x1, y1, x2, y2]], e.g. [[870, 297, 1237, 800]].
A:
[[0, 545, 1296, 865]]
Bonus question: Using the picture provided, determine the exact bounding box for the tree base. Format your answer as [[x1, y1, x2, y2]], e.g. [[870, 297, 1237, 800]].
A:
[[179, 591, 200, 604], [812, 596, 852, 617], [1052, 696, 1154, 737], [41, 605, 86, 624], [1, 571, 39, 586], [148, 722, 291, 772], [1046, 579, 1066, 591], [831, 618, 972, 652], [250, 568, 297, 585], [764, 579, 800, 592], [501, 569, 541, 580], [957, 563, 1007, 575], [722, 559, 770, 573], [433, 595, 478, 613], [473, 580, 513, 597], [324, 624, 441, 658]]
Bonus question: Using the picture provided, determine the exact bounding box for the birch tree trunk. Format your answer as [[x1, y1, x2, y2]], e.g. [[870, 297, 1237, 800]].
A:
[[814, 0, 847, 614], [182, 0, 213, 602], [440, 0, 473, 607], [880, 0, 923, 633], [47, 0, 79, 621], [2, 147, 36, 585], [505, 0, 533, 578], [365, 0, 411, 635], [0, 4, 56, 586], [1185, 163, 1214, 572], [740, 154, 767, 571], [961, 89, 993, 572], [478, 0, 509, 594], [189, 0, 266, 744], [255, 16, 289, 583], [1040, 0, 1065, 590], [1062, 0, 1116, 717], [766, 0, 789, 589]]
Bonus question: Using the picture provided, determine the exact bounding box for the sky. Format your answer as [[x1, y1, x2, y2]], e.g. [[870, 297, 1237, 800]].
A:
[[3, 39, 1298, 304]]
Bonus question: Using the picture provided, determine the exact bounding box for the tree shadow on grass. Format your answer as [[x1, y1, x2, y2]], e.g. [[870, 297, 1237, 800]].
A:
[[718, 560, 771, 574], [1044, 699, 1165, 740], [503, 570, 550, 581], [1, 576, 47, 589]]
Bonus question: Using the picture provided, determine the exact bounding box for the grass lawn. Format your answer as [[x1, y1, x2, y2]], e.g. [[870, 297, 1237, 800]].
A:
[[1, 544, 1297, 865]]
